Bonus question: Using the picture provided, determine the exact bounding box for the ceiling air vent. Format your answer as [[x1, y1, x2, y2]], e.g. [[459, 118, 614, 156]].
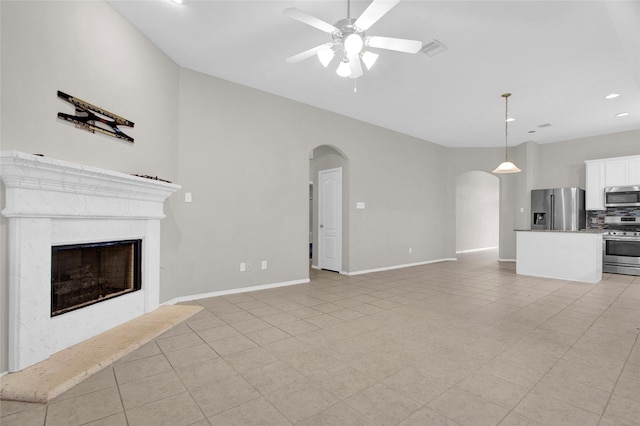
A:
[[421, 39, 448, 57]]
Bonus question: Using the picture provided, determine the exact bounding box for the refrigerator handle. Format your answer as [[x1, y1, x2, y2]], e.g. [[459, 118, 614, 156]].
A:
[[550, 194, 554, 230]]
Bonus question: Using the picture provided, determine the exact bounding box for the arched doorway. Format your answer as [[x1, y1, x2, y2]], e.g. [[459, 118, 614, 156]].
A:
[[455, 171, 499, 254], [309, 145, 349, 272]]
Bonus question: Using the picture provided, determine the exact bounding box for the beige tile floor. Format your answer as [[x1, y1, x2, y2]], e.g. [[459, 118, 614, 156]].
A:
[[2, 249, 639, 426]]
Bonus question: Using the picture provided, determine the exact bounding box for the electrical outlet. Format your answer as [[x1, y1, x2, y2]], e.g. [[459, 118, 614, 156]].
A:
[[261, 260, 267, 270], [240, 262, 246, 272], [409, 247, 413, 254], [185, 192, 192, 203]]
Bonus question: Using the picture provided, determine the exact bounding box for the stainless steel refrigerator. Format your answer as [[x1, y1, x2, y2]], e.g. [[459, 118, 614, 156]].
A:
[[531, 187, 586, 231]]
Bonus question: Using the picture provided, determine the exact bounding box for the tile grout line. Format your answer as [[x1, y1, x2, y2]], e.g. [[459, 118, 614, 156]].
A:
[[170, 323, 209, 422], [473, 277, 629, 425], [185, 306, 296, 424], [503, 279, 636, 424], [596, 310, 640, 425], [112, 366, 131, 426]]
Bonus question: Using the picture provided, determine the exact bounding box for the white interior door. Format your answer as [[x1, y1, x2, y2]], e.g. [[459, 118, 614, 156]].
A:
[[318, 167, 342, 272]]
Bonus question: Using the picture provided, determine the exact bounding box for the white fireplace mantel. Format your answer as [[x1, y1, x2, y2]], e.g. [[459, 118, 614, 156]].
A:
[[1, 151, 180, 372]]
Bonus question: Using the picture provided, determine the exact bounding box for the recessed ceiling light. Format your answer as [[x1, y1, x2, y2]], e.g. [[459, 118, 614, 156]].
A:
[[605, 93, 620, 99], [170, 0, 184, 4], [506, 117, 515, 122], [615, 112, 630, 117]]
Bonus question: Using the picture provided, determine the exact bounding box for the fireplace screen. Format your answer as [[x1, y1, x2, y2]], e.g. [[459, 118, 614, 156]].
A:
[[51, 239, 142, 316]]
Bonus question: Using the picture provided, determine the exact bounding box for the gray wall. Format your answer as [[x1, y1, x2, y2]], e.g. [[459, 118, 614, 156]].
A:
[[533, 130, 640, 190], [456, 172, 499, 252], [446, 131, 640, 260], [444, 145, 529, 261], [0, 0, 179, 373], [174, 68, 450, 286], [1, 0, 639, 374], [168, 69, 313, 299]]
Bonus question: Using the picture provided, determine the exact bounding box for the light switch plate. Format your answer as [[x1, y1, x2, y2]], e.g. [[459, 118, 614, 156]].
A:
[[356, 202, 365, 209]]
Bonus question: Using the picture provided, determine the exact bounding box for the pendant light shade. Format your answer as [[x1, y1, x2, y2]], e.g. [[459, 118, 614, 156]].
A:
[[492, 93, 522, 174], [492, 161, 521, 173]]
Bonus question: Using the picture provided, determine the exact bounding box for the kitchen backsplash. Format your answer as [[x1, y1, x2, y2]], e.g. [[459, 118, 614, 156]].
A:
[[587, 207, 640, 229]]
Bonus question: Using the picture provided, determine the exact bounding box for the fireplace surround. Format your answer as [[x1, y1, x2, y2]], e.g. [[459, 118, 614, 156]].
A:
[[1, 151, 180, 372]]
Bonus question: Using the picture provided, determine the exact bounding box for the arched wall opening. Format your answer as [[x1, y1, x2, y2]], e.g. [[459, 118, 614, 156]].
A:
[[309, 145, 349, 273], [455, 171, 500, 254]]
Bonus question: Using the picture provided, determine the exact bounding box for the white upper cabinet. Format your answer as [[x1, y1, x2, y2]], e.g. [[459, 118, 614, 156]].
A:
[[585, 155, 640, 210], [605, 158, 629, 186], [585, 160, 605, 210], [629, 157, 640, 185]]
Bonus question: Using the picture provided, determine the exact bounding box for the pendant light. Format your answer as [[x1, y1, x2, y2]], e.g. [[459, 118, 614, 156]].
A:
[[492, 93, 522, 174]]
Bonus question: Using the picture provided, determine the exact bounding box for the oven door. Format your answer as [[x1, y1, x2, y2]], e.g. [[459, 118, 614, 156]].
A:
[[603, 236, 640, 266]]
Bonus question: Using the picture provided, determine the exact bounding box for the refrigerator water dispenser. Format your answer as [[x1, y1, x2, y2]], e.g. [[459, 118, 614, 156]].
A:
[[533, 212, 546, 226]]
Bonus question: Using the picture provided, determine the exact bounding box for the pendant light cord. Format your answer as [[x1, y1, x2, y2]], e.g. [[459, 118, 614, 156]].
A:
[[502, 93, 511, 162], [492, 92, 521, 173]]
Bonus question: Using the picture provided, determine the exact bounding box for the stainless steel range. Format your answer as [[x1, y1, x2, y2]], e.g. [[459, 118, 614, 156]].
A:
[[603, 216, 640, 276]]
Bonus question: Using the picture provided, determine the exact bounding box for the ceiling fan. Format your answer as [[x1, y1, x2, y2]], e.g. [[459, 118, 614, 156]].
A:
[[284, 0, 422, 79]]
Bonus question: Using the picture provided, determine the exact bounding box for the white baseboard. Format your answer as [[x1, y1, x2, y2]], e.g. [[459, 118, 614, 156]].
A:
[[345, 258, 457, 276], [456, 246, 498, 254], [162, 278, 310, 306], [498, 258, 516, 262]]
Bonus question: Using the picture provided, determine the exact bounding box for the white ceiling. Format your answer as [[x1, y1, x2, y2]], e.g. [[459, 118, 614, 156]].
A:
[[108, 0, 640, 148]]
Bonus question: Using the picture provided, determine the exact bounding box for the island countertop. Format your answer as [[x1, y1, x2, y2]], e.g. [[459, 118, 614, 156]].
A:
[[514, 229, 603, 234]]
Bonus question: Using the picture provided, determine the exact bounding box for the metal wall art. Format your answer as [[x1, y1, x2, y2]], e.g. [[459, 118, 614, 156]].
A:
[[57, 91, 135, 143]]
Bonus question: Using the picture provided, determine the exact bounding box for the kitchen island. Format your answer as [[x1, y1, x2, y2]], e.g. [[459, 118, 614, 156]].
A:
[[516, 230, 603, 283]]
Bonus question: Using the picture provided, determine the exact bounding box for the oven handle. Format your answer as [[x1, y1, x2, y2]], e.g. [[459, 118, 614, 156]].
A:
[[603, 237, 640, 242]]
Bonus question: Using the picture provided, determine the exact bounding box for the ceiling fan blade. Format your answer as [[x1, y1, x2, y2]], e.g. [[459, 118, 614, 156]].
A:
[[366, 36, 422, 54], [348, 53, 363, 78], [284, 8, 339, 34], [286, 43, 333, 63], [354, 0, 400, 31]]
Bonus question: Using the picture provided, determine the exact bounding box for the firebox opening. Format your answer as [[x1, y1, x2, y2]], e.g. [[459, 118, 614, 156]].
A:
[[51, 239, 142, 317]]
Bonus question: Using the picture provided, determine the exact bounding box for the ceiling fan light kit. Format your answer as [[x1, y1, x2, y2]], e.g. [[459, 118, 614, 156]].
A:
[[493, 93, 522, 174], [336, 59, 351, 77], [317, 49, 335, 68], [361, 50, 379, 70], [284, 0, 422, 80], [344, 33, 364, 56]]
